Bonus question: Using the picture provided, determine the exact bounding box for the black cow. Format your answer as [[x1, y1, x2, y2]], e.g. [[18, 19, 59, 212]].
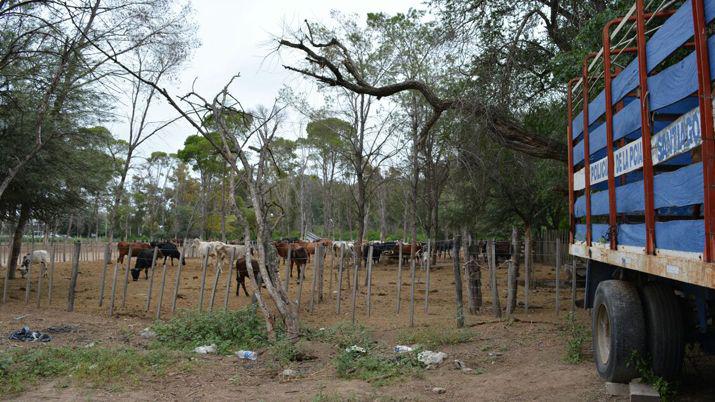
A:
[[362, 242, 397, 264], [235, 257, 262, 297], [150, 242, 184, 266], [132, 248, 163, 281]]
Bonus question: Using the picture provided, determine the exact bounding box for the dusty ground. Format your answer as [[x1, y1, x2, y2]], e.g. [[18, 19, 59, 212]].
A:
[[1, 253, 713, 401]]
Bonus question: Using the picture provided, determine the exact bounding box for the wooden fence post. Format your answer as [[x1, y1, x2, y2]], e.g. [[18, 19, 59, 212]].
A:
[[396, 241, 403, 314], [318, 245, 325, 302], [524, 237, 531, 313], [283, 247, 291, 294], [452, 236, 464, 328], [121, 245, 132, 309], [409, 254, 417, 327], [506, 228, 519, 315], [488, 240, 501, 318], [209, 258, 222, 311], [350, 251, 359, 325], [155, 262, 168, 320], [309, 246, 319, 313], [424, 240, 431, 313], [67, 241, 81, 312], [336, 244, 344, 314], [328, 243, 334, 295], [48, 244, 56, 306], [170, 243, 187, 313], [98, 243, 111, 307], [145, 247, 159, 311], [224, 248, 236, 311], [24, 240, 36, 305], [555, 238, 561, 316], [197, 252, 210, 312], [109, 262, 119, 316], [366, 245, 373, 317]]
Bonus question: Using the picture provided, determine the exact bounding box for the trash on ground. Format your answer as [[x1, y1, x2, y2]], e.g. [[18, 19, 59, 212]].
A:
[[453, 359, 473, 372], [281, 368, 298, 377], [140, 327, 156, 339], [432, 387, 446, 394], [345, 345, 366, 353], [9, 326, 51, 342], [394, 345, 414, 353], [194, 344, 217, 354], [418, 350, 447, 366], [236, 350, 257, 360]]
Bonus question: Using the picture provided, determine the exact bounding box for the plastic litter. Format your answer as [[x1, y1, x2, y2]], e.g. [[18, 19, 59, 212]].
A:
[[345, 345, 366, 354], [9, 326, 51, 342], [236, 350, 257, 360], [281, 368, 297, 377], [140, 327, 156, 339], [194, 344, 217, 354], [394, 345, 414, 353], [432, 387, 446, 394], [417, 350, 447, 366], [453, 359, 473, 372]]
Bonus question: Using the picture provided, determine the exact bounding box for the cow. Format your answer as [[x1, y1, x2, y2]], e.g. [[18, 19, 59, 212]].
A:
[[117, 241, 151, 264], [273, 241, 309, 282], [361, 242, 396, 264], [392, 242, 422, 263], [214, 242, 250, 265], [131, 248, 163, 281], [19, 250, 50, 279], [235, 257, 261, 297], [192, 238, 221, 265], [150, 242, 184, 266]]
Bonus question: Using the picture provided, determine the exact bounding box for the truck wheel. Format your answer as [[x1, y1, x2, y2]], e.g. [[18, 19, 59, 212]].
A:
[[592, 280, 646, 382], [641, 283, 684, 379]]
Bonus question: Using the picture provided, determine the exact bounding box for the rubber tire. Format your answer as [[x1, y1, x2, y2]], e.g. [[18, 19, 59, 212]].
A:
[[592, 280, 646, 382], [641, 283, 685, 379]]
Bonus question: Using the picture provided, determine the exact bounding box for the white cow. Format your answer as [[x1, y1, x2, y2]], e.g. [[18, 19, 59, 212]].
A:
[[214, 243, 250, 265], [19, 250, 50, 279], [192, 239, 218, 264]]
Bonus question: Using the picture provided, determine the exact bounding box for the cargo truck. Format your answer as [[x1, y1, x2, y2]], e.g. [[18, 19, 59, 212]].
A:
[[567, 0, 715, 382]]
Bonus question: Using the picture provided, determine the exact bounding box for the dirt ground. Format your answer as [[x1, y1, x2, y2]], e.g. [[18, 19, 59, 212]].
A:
[[1, 253, 714, 401]]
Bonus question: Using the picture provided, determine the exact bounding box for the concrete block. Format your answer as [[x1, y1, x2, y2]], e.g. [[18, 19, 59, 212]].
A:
[[605, 382, 629, 397], [629, 380, 660, 402]]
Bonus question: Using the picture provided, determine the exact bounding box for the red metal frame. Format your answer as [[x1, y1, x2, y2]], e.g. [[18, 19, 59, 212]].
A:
[[582, 53, 599, 247], [567, 78, 579, 245], [692, 0, 715, 261], [635, 0, 657, 254]]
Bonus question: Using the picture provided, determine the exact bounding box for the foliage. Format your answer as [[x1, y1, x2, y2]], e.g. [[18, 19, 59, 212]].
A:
[[305, 322, 374, 350], [334, 348, 423, 386], [151, 307, 268, 354], [560, 312, 590, 364], [0, 345, 183, 395], [628, 352, 678, 402]]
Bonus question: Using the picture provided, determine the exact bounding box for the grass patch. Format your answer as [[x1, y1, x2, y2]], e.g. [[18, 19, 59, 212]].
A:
[[396, 327, 474, 349], [152, 306, 268, 354], [334, 348, 423, 386], [560, 312, 589, 364], [0, 345, 183, 396]]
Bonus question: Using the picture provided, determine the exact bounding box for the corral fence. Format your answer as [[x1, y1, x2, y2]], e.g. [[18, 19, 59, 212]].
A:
[[0, 235, 585, 326]]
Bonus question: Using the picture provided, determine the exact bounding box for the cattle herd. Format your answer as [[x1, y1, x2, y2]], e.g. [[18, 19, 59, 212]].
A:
[[16, 237, 471, 300]]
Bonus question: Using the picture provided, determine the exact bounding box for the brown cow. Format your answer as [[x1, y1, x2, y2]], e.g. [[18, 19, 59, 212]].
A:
[[117, 241, 151, 264], [273, 241, 309, 281], [235, 257, 261, 297], [393, 242, 422, 263]]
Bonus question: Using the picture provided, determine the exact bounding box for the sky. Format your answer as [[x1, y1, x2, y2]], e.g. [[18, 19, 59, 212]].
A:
[[124, 0, 423, 159]]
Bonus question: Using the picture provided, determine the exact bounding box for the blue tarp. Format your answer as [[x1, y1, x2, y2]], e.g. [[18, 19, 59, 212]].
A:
[[575, 163, 703, 217], [571, 0, 715, 139], [574, 220, 704, 252]]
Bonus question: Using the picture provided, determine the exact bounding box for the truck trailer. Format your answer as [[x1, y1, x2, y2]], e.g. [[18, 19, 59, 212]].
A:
[[567, 0, 715, 382]]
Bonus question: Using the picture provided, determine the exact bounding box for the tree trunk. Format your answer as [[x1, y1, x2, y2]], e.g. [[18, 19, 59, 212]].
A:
[[7, 205, 31, 279], [506, 226, 519, 315], [465, 246, 482, 314]]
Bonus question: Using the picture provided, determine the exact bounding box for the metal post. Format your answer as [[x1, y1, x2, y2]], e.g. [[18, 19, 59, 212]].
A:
[[692, 0, 715, 261], [567, 78, 579, 245], [582, 53, 598, 247], [635, 0, 657, 254], [603, 21, 619, 250]]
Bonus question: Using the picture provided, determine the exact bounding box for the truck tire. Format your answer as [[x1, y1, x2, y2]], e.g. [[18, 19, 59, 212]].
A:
[[592, 280, 646, 382], [641, 282, 684, 379]]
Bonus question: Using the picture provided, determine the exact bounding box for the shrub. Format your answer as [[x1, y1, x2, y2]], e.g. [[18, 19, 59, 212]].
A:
[[396, 327, 474, 349], [561, 312, 589, 364], [152, 306, 268, 354]]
